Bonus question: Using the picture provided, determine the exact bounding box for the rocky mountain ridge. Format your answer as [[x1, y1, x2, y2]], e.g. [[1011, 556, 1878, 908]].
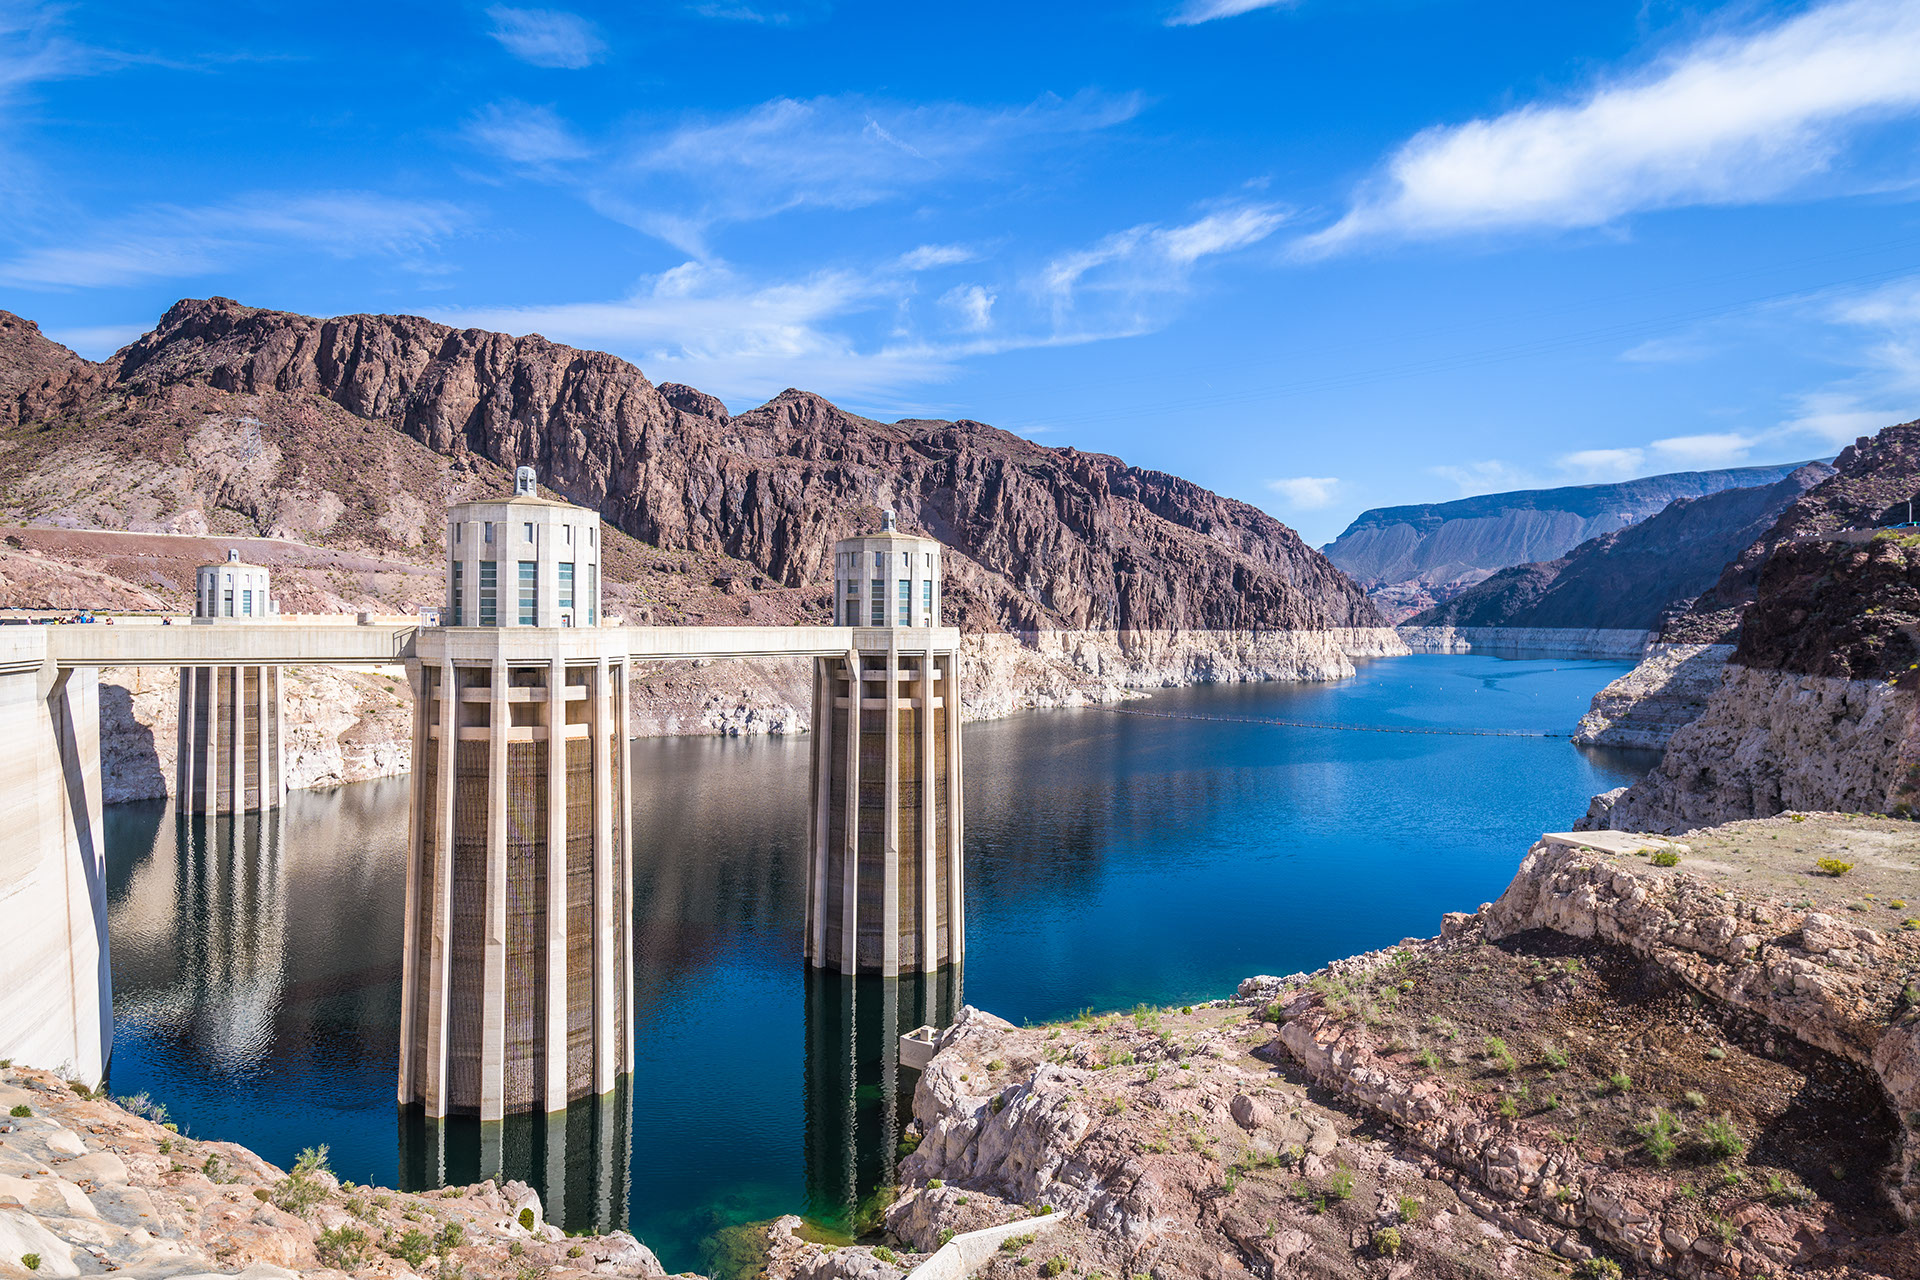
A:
[[1326, 463, 1815, 622], [1408, 465, 1832, 632]]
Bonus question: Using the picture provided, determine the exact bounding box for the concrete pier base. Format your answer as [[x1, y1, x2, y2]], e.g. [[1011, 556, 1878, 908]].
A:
[[805, 645, 963, 975], [176, 664, 286, 813]]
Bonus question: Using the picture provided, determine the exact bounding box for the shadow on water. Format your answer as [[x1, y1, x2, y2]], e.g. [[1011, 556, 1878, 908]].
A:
[[398, 1083, 633, 1235]]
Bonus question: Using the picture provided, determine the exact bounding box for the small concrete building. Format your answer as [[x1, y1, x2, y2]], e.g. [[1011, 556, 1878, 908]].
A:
[[177, 550, 286, 813], [399, 468, 635, 1121], [806, 511, 964, 975]]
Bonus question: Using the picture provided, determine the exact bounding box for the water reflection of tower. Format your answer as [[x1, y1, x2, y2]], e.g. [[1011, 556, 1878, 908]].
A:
[[803, 967, 961, 1233], [172, 807, 290, 1070]]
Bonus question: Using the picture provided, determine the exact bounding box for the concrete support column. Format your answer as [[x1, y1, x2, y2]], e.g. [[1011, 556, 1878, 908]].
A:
[[839, 651, 860, 974], [806, 659, 832, 966], [228, 665, 243, 814], [423, 659, 457, 1116], [590, 656, 616, 1095], [480, 656, 509, 1122], [200, 665, 218, 817], [397, 661, 428, 1103], [256, 665, 269, 811], [273, 666, 286, 807], [881, 638, 900, 978], [945, 659, 965, 963], [175, 666, 193, 806], [919, 657, 938, 973], [615, 658, 634, 1077], [543, 655, 569, 1114]]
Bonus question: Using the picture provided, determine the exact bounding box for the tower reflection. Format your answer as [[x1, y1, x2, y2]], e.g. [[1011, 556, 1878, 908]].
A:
[[803, 965, 961, 1235], [398, 1080, 632, 1234]]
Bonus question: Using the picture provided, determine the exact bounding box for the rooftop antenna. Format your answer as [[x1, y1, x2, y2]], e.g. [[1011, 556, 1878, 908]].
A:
[[515, 465, 537, 497], [882, 506, 897, 533]]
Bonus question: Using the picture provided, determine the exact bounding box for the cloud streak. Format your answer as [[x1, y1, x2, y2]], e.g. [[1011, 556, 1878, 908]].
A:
[[485, 6, 606, 69], [1165, 0, 1294, 26], [1301, 0, 1920, 254]]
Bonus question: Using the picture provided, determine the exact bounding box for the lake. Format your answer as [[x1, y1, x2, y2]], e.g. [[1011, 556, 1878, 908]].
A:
[[101, 653, 1653, 1273]]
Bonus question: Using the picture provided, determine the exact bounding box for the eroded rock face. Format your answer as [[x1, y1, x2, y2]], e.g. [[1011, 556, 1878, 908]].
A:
[[97, 297, 1385, 639], [1572, 644, 1734, 750], [0, 1065, 686, 1279], [1580, 666, 1920, 832]]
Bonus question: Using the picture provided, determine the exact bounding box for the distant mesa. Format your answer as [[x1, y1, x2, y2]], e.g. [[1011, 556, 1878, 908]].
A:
[[1324, 463, 1818, 623]]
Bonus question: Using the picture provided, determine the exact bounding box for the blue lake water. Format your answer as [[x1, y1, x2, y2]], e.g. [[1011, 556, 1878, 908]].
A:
[[100, 653, 1653, 1273]]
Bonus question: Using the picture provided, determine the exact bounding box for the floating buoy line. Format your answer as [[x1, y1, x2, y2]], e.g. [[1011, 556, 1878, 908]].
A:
[[1093, 705, 1568, 738]]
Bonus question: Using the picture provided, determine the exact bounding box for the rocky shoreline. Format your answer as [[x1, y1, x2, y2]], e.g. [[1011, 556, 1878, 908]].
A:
[[769, 816, 1920, 1280], [1398, 626, 1654, 661], [91, 627, 1408, 804]]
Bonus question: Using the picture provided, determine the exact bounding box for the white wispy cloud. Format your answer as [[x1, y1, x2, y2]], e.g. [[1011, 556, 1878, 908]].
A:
[[1429, 459, 1537, 497], [1646, 431, 1757, 470], [897, 243, 979, 271], [1165, 0, 1294, 26], [1266, 476, 1340, 509], [41, 323, 145, 359], [0, 192, 462, 289], [1301, 0, 1920, 255], [1558, 447, 1648, 482], [485, 6, 606, 69], [465, 90, 1142, 255], [941, 284, 995, 333], [1041, 201, 1288, 328]]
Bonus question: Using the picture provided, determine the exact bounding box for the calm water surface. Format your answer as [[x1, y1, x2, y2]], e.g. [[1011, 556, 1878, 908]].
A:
[[102, 654, 1654, 1272]]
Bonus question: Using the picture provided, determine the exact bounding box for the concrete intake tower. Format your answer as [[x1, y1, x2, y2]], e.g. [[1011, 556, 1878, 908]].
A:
[[398, 468, 633, 1121], [806, 511, 964, 975], [176, 550, 286, 813]]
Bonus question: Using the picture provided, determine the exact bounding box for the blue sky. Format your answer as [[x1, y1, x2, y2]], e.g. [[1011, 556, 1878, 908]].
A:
[[4, 0, 1920, 543]]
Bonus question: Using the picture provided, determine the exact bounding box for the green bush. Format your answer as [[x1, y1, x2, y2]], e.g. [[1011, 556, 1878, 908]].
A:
[[936, 1229, 955, 1247], [1701, 1115, 1745, 1159], [1638, 1110, 1682, 1166], [999, 1234, 1036, 1254], [1415, 1048, 1440, 1070], [1608, 1071, 1633, 1093], [1482, 1037, 1516, 1074], [1682, 1090, 1707, 1110], [271, 1146, 332, 1218], [1374, 1226, 1402, 1257], [8, 1104, 29, 1118], [518, 1207, 534, 1231], [316, 1225, 370, 1270], [1540, 1044, 1569, 1071], [1397, 1194, 1421, 1223], [22, 1255, 41, 1272], [1651, 850, 1680, 868], [872, 1246, 897, 1264], [567, 1246, 584, 1259], [1041, 1256, 1068, 1277], [1816, 858, 1854, 877], [436, 1222, 464, 1254], [1576, 1261, 1623, 1280], [1326, 1169, 1354, 1202], [392, 1230, 433, 1267]]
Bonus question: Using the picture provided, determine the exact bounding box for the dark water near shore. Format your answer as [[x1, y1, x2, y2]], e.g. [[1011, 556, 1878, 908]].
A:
[[102, 654, 1653, 1273]]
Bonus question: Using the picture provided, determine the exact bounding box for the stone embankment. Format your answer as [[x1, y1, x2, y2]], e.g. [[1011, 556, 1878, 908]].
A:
[[90, 628, 1408, 802], [1398, 626, 1653, 660], [771, 816, 1920, 1280], [1580, 668, 1920, 834], [1572, 645, 1733, 750], [0, 1065, 689, 1280]]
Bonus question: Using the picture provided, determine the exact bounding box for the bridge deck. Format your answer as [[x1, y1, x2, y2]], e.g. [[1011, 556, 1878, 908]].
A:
[[31, 622, 960, 668]]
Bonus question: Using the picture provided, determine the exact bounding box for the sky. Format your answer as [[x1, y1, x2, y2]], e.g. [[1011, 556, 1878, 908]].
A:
[[4, 1, 1920, 544]]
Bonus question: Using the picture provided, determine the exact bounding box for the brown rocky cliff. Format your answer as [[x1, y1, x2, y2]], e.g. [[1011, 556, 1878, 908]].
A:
[[96, 296, 1381, 635], [0, 310, 102, 429]]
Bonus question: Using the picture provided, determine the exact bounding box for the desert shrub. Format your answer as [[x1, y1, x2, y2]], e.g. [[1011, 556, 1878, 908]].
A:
[[1576, 1261, 1623, 1280], [1397, 1195, 1421, 1223], [1682, 1090, 1707, 1110], [1701, 1115, 1745, 1159], [518, 1207, 534, 1231], [22, 1255, 41, 1272], [436, 1221, 464, 1253], [1041, 1257, 1068, 1277], [567, 1246, 585, 1259], [1540, 1044, 1569, 1071], [1415, 1048, 1440, 1070], [1651, 850, 1680, 868], [271, 1146, 331, 1218], [872, 1246, 897, 1264], [1326, 1169, 1354, 1202], [1000, 1234, 1036, 1253], [986, 1059, 1005, 1072], [8, 1105, 28, 1118], [316, 1225, 370, 1271], [1638, 1110, 1683, 1166], [1816, 858, 1854, 877], [1608, 1071, 1633, 1093], [937, 1229, 955, 1247], [1497, 1094, 1519, 1119], [392, 1230, 432, 1267], [1483, 1037, 1516, 1073]]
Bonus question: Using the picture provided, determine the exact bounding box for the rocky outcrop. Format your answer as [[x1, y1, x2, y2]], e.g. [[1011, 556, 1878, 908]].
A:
[[1670, 423, 1920, 643], [1397, 625, 1651, 660], [1408, 466, 1830, 632], [0, 1064, 687, 1279], [783, 818, 1919, 1280], [73, 297, 1383, 640], [1572, 644, 1733, 750], [1579, 667, 1920, 833], [1325, 463, 1814, 623]]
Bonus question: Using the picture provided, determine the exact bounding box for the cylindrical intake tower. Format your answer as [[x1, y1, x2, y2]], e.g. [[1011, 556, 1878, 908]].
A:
[[399, 469, 634, 1121], [806, 512, 964, 975], [177, 549, 285, 813]]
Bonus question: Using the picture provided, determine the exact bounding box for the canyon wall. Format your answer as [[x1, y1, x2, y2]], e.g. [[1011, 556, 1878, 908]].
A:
[[1397, 624, 1652, 660], [1570, 643, 1732, 750]]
